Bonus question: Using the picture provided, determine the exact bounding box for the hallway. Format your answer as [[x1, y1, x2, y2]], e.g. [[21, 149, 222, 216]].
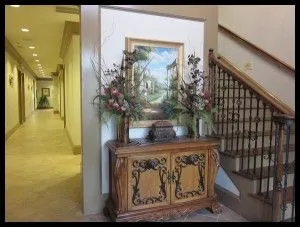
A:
[[5, 110, 83, 222]]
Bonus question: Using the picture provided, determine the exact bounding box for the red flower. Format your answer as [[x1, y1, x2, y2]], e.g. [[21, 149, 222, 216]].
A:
[[203, 91, 211, 100]]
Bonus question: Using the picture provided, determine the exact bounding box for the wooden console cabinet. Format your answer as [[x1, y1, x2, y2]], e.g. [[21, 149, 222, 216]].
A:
[[104, 137, 221, 222]]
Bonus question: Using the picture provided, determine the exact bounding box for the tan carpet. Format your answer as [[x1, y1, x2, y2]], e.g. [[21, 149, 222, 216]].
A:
[[5, 110, 83, 222]]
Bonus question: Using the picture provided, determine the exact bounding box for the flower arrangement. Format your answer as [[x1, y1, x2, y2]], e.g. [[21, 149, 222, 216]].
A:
[[92, 50, 144, 143], [93, 50, 144, 122], [178, 53, 217, 137]]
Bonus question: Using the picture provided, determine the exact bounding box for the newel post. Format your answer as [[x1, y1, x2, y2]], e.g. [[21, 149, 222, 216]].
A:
[[272, 114, 295, 222], [208, 48, 216, 99]]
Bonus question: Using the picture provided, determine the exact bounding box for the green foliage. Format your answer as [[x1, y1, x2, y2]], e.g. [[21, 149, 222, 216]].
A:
[[38, 95, 49, 108]]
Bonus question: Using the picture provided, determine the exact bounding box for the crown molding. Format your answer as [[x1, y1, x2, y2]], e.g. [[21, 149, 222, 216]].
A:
[[36, 77, 53, 81], [5, 37, 38, 79], [59, 21, 80, 59]]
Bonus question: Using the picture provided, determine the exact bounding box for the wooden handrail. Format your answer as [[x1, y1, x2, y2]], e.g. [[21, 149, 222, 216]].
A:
[[218, 24, 295, 74], [211, 52, 295, 115]]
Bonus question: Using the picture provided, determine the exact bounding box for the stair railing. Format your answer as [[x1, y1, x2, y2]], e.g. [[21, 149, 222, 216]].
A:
[[207, 49, 295, 222]]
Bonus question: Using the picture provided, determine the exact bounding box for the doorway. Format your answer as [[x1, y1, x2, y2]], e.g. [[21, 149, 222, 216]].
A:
[[17, 70, 25, 124]]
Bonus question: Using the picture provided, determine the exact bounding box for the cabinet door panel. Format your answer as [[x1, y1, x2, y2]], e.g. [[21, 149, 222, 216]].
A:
[[128, 154, 170, 211], [171, 150, 208, 204]]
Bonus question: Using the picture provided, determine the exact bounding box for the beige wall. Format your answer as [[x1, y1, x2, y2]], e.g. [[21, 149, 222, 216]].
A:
[[5, 50, 20, 134], [218, 5, 295, 111], [5, 50, 36, 135], [64, 34, 81, 147], [219, 5, 295, 67], [80, 5, 218, 215], [23, 68, 35, 117], [36, 80, 54, 107]]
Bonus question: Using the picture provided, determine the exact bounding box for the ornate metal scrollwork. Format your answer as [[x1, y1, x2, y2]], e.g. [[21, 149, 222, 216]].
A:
[[131, 158, 168, 206], [173, 154, 206, 199], [235, 99, 242, 106], [221, 113, 226, 120], [254, 116, 261, 123], [245, 130, 257, 141], [219, 97, 224, 106]]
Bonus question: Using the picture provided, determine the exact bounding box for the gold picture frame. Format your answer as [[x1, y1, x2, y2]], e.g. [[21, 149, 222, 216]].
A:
[[126, 37, 184, 128], [42, 88, 50, 96]]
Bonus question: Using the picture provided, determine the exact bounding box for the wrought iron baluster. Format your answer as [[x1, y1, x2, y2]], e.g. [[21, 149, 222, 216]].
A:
[[235, 82, 241, 155], [281, 123, 291, 221], [246, 92, 253, 174], [253, 97, 260, 176], [272, 120, 283, 222], [217, 67, 221, 134], [258, 103, 266, 195], [241, 87, 247, 170], [265, 108, 274, 200], [291, 170, 295, 222], [221, 70, 226, 136], [231, 79, 236, 153], [213, 64, 217, 107], [225, 74, 230, 152]]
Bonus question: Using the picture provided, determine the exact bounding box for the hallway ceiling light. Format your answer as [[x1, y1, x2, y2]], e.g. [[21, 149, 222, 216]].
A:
[[10, 5, 20, 7], [29, 46, 35, 49], [21, 28, 30, 32], [33, 53, 37, 57], [35, 60, 39, 62], [37, 64, 41, 66]]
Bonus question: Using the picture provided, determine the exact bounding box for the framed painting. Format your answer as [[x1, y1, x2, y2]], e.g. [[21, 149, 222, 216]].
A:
[[126, 38, 184, 128], [42, 88, 50, 96]]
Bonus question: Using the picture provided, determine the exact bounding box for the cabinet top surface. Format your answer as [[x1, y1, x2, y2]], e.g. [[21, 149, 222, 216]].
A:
[[106, 136, 220, 155]]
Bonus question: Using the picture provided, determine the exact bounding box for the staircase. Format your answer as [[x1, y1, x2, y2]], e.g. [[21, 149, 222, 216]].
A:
[[207, 49, 295, 222]]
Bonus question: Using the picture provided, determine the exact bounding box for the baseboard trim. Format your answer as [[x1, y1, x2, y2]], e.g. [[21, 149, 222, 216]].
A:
[[53, 110, 60, 114], [37, 107, 53, 109], [5, 123, 21, 141], [65, 128, 82, 155]]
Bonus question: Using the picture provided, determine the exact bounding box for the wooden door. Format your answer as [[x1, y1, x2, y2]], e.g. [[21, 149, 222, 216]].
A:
[[128, 153, 171, 211], [17, 71, 25, 124], [170, 149, 208, 204]]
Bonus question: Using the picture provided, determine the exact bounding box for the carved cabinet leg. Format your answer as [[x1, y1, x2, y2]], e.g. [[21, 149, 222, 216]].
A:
[[208, 201, 223, 214], [103, 206, 110, 217]]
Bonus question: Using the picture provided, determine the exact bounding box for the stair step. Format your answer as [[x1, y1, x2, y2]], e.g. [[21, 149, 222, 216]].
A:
[[232, 163, 294, 180], [215, 129, 295, 139], [250, 186, 294, 205], [220, 144, 295, 158]]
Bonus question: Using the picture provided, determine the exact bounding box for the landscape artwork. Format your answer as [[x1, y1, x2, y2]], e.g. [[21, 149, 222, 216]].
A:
[[126, 38, 184, 127]]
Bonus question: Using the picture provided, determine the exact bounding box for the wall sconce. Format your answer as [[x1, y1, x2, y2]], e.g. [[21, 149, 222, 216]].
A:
[[9, 73, 14, 87]]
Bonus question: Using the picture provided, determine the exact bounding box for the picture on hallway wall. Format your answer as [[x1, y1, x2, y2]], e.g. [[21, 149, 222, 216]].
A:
[[126, 38, 184, 128], [42, 88, 50, 96]]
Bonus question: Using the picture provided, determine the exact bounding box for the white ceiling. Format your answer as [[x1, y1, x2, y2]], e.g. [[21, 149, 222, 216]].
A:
[[5, 5, 79, 78]]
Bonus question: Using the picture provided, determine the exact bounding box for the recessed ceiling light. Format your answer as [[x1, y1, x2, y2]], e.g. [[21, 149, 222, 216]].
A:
[[35, 60, 39, 62], [29, 46, 35, 49], [33, 53, 37, 57], [21, 28, 30, 32], [37, 64, 41, 66], [10, 5, 20, 7]]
